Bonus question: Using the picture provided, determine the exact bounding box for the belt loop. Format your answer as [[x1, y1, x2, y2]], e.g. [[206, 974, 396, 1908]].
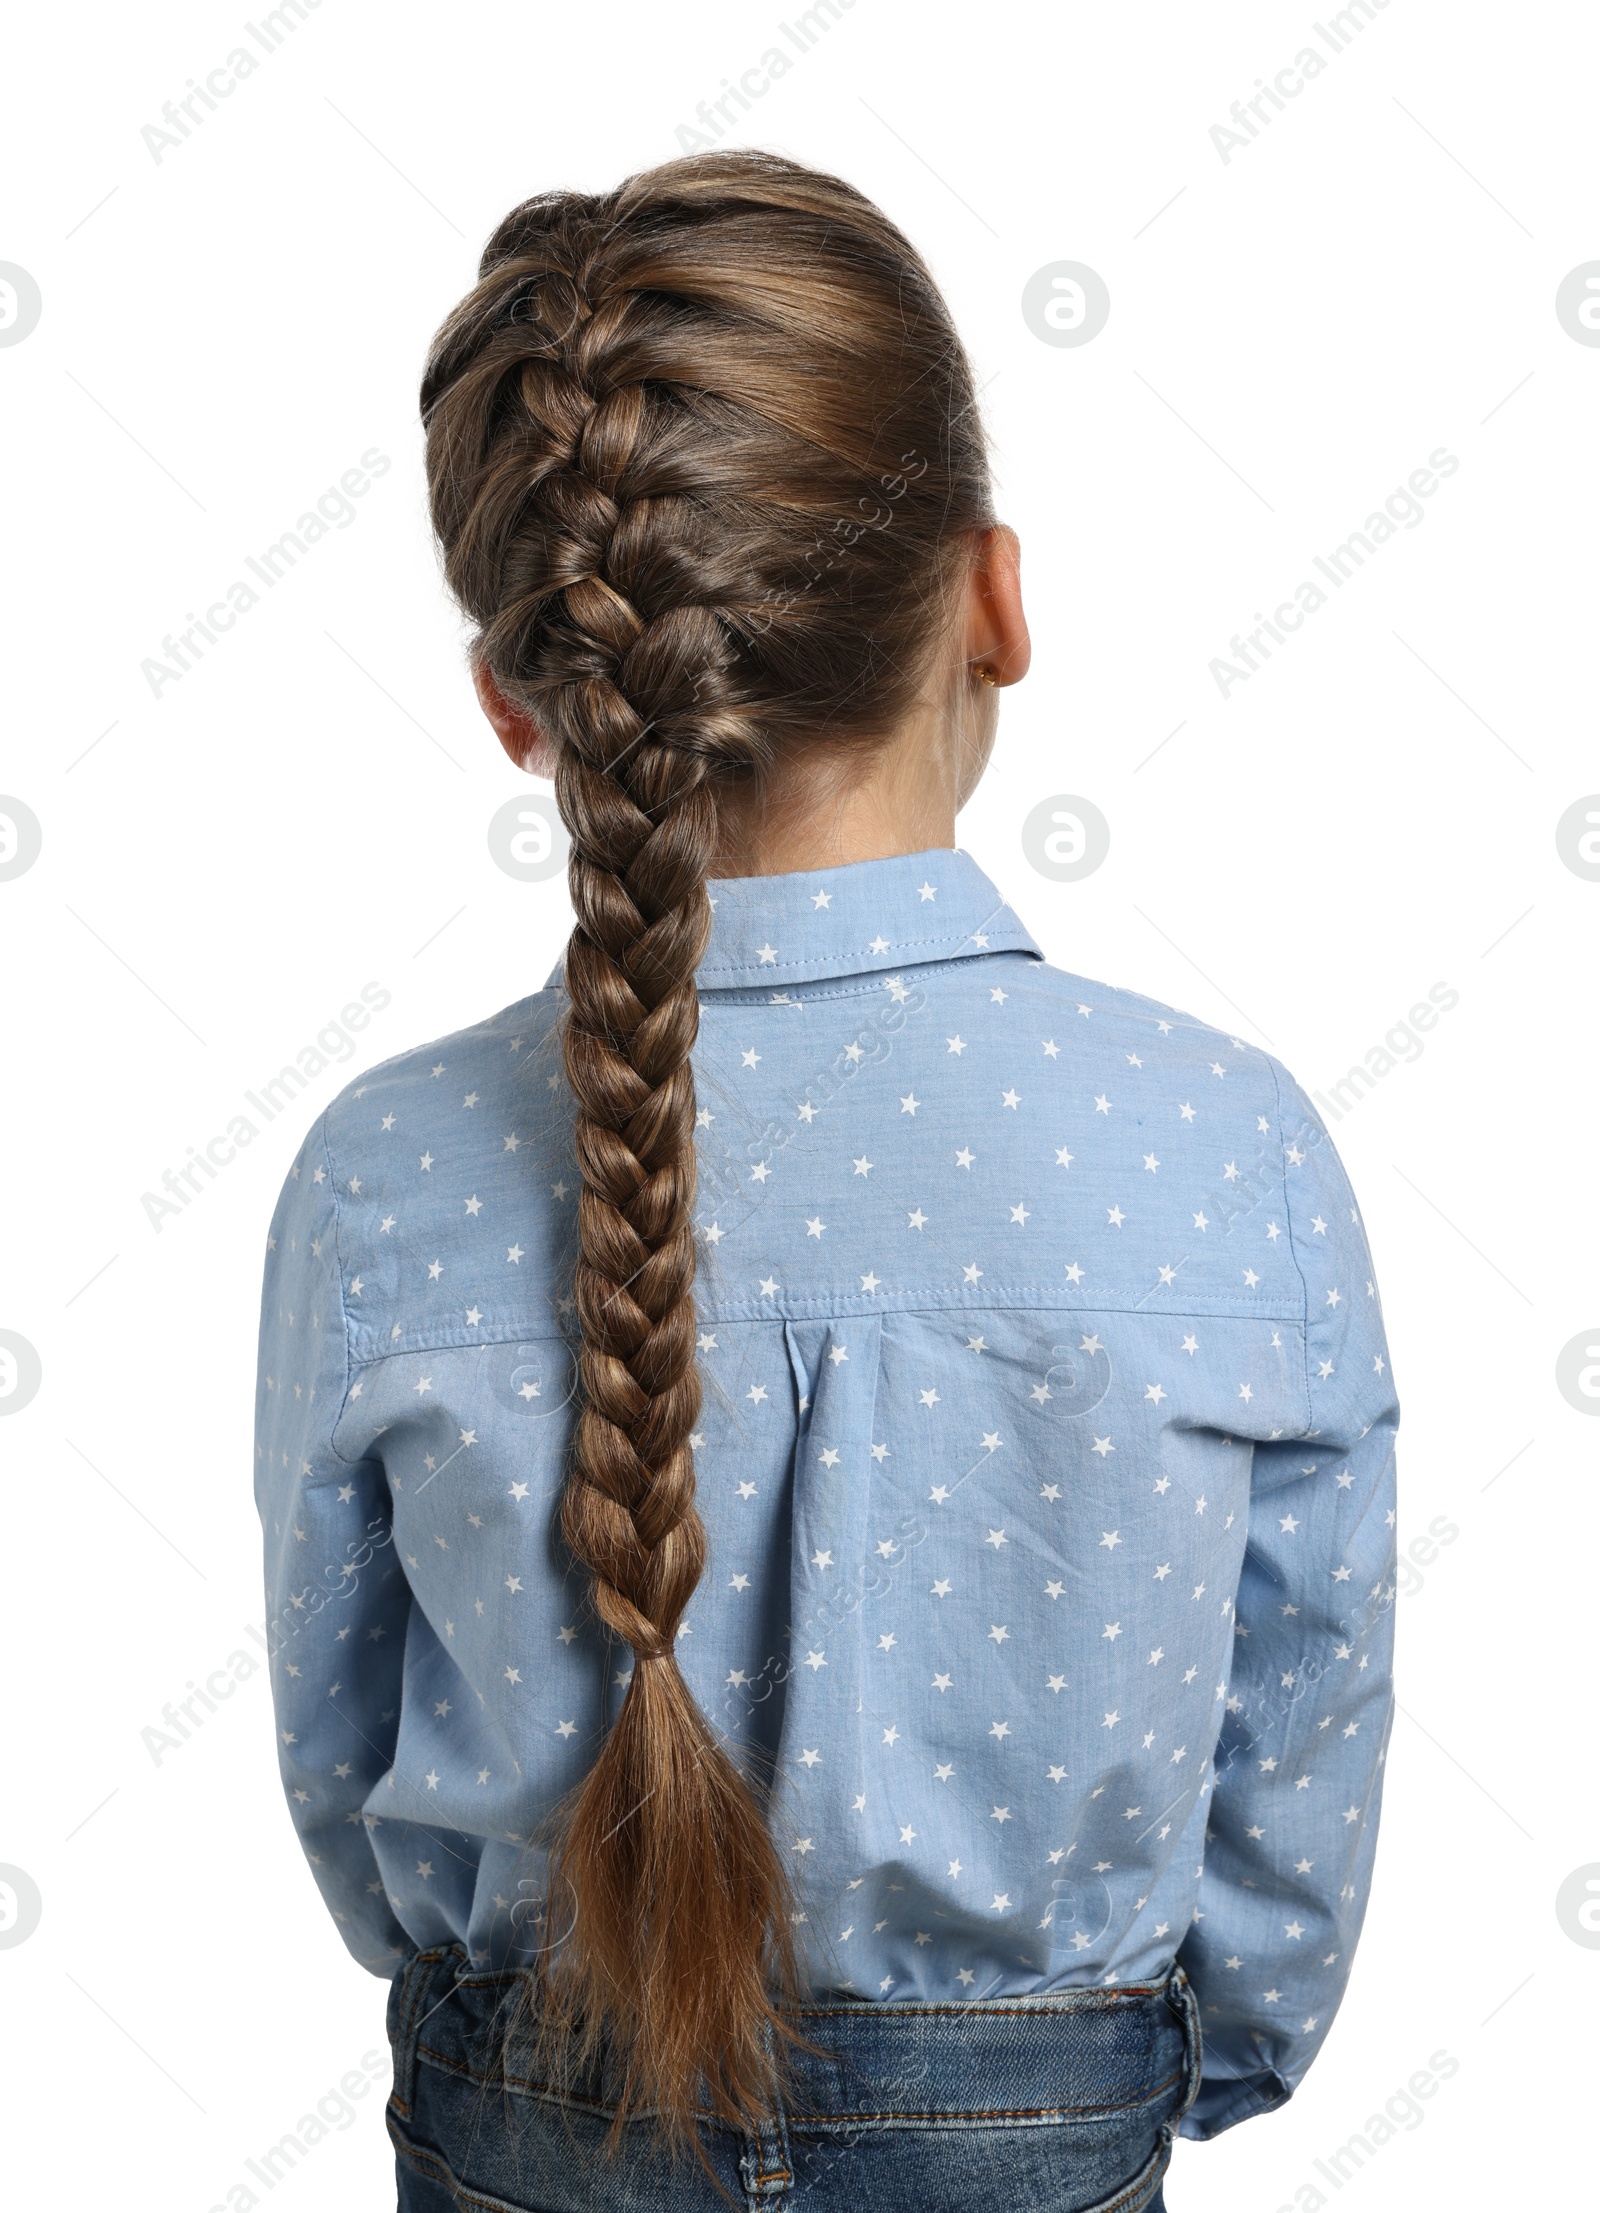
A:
[[388, 1947, 445, 2122], [1164, 1961, 1205, 2125], [738, 2019, 794, 2210]]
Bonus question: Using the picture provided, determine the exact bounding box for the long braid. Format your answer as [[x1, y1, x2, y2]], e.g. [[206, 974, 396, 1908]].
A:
[[543, 363, 801, 2125], [421, 150, 996, 2161]]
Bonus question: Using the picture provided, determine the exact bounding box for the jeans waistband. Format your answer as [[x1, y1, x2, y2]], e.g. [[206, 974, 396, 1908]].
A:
[[388, 1947, 1202, 2135]]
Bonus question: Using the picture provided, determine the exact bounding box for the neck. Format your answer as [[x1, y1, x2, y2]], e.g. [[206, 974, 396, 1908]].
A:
[[708, 686, 991, 879], [710, 771, 955, 880]]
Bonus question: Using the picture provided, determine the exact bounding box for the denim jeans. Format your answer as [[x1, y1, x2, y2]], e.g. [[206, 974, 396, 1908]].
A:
[[386, 1946, 1201, 2212]]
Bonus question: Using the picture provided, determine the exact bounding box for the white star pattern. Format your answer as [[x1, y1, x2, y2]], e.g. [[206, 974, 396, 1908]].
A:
[[255, 847, 1397, 2080]]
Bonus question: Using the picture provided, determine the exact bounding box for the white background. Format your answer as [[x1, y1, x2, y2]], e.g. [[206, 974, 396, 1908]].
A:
[[1, 1, 1595, 2206]]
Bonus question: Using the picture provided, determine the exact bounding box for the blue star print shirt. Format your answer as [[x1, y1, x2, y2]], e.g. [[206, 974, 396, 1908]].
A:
[[255, 846, 1398, 2140]]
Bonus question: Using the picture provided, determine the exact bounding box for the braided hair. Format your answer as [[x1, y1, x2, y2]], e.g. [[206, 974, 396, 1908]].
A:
[[420, 149, 995, 2161]]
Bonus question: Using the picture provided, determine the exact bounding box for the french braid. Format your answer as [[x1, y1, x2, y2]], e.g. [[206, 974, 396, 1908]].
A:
[[421, 150, 995, 2162]]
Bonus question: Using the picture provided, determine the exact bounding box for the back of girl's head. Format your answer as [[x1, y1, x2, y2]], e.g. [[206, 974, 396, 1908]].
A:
[[419, 149, 993, 2168]]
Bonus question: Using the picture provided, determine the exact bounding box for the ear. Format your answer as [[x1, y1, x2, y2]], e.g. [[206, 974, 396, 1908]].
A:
[[963, 525, 1031, 686], [474, 662, 558, 778]]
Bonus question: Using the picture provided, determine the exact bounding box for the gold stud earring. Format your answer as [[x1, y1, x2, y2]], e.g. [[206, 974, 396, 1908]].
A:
[[973, 663, 1000, 687]]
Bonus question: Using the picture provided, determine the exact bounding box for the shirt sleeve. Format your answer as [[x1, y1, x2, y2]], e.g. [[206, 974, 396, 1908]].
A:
[[1176, 1071, 1399, 2139], [254, 1110, 412, 1976]]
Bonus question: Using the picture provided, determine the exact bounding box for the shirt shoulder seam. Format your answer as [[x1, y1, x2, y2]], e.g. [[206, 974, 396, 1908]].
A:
[[1268, 1054, 1314, 1434], [318, 1106, 362, 1469]]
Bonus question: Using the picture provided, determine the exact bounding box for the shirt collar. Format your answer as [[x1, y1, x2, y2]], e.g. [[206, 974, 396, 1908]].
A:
[[605, 847, 1039, 995], [544, 848, 1041, 993]]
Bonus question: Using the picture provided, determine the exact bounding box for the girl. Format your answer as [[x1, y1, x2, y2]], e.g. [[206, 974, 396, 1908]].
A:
[[256, 150, 1398, 2213]]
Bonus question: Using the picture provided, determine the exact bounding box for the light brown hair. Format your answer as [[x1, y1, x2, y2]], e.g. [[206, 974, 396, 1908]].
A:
[[420, 148, 994, 2164]]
